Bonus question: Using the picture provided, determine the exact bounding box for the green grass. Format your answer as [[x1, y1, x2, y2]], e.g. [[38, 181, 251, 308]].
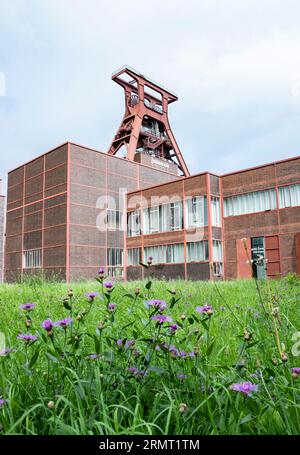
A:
[[0, 273, 300, 435]]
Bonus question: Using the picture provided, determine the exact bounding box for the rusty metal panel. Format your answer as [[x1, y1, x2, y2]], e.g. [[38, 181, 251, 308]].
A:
[[265, 235, 280, 277], [236, 238, 252, 279], [43, 246, 66, 267], [44, 204, 66, 228], [295, 233, 300, 275], [44, 225, 66, 248]]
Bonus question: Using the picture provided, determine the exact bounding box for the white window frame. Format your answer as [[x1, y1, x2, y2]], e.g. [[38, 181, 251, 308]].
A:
[[23, 249, 42, 269]]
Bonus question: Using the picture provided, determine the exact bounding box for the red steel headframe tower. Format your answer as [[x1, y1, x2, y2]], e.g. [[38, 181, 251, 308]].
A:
[[107, 65, 190, 176]]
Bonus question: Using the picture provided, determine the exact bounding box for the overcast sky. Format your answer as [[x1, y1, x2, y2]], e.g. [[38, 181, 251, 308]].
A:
[[1, 0, 300, 194]]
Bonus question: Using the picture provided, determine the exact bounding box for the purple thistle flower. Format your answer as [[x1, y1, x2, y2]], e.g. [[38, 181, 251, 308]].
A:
[[145, 299, 167, 312], [85, 292, 99, 301], [41, 319, 53, 332], [177, 373, 187, 380], [169, 345, 180, 357], [169, 323, 179, 333], [147, 256, 153, 265], [17, 333, 38, 343], [19, 303, 35, 311], [117, 339, 123, 347], [128, 367, 139, 375], [0, 348, 16, 356], [151, 314, 172, 324], [108, 303, 116, 312], [54, 317, 72, 328], [196, 304, 213, 314], [103, 281, 114, 291], [98, 267, 105, 275], [89, 353, 99, 360], [230, 381, 258, 395], [0, 398, 7, 408], [291, 367, 300, 376], [125, 339, 135, 349]]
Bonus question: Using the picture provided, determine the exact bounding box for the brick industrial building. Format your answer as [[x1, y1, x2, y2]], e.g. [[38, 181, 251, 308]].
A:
[[126, 157, 300, 280], [0, 180, 4, 282], [3, 66, 300, 282]]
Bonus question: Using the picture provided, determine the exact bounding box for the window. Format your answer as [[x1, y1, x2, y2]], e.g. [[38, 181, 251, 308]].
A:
[[224, 189, 276, 217], [185, 196, 207, 228], [213, 262, 223, 276], [187, 241, 209, 262], [106, 209, 122, 230], [127, 211, 141, 237], [127, 248, 141, 266], [170, 202, 182, 230], [143, 201, 183, 234], [23, 249, 42, 269], [211, 197, 221, 226], [212, 240, 222, 262], [107, 248, 123, 266], [144, 243, 184, 264], [279, 184, 300, 208]]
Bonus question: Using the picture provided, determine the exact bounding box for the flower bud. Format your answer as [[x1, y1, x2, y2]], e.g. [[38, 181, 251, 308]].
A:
[[25, 319, 31, 328], [47, 401, 55, 409], [134, 287, 140, 296], [243, 328, 251, 341], [179, 403, 188, 414], [76, 314, 82, 321], [281, 352, 288, 363], [271, 358, 278, 366], [180, 314, 186, 320], [98, 321, 105, 330], [67, 288, 73, 298]]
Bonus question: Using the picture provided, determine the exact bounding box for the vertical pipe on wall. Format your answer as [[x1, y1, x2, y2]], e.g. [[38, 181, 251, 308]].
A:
[[206, 173, 213, 279], [66, 143, 71, 283]]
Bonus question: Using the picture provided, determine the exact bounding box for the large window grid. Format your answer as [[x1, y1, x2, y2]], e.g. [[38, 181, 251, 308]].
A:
[[127, 248, 141, 266], [211, 197, 221, 226], [23, 249, 42, 269], [185, 196, 207, 228], [144, 244, 184, 265], [106, 209, 122, 230], [279, 184, 300, 208], [224, 189, 276, 217], [143, 201, 183, 235], [187, 241, 209, 262], [127, 210, 141, 237]]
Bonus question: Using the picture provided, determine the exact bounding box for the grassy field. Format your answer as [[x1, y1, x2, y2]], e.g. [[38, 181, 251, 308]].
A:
[[0, 272, 300, 435]]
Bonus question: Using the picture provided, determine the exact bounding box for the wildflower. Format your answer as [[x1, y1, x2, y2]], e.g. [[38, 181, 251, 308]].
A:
[[47, 401, 55, 410], [76, 314, 82, 321], [180, 314, 186, 320], [19, 303, 35, 311], [169, 323, 179, 334], [103, 281, 114, 291], [0, 348, 16, 357], [41, 319, 53, 333], [98, 321, 105, 330], [134, 287, 141, 296], [67, 288, 73, 297], [169, 345, 180, 357], [25, 319, 31, 328], [151, 314, 172, 325], [145, 299, 167, 312], [17, 333, 38, 343], [54, 317, 72, 328], [147, 256, 153, 265], [128, 367, 139, 375], [0, 398, 7, 408], [281, 352, 288, 363], [125, 340, 135, 349], [107, 303, 116, 312], [196, 304, 213, 315], [291, 367, 300, 378], [117, 339, 123, 347], [89, 353, 99, 360], [98, 267, 105, 276], [85, 292, 99, 302], [243, 328, 252, 341], [179, 403, 188, 414], [230, 381, 258, 395], [177, 373, 187, 380]]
